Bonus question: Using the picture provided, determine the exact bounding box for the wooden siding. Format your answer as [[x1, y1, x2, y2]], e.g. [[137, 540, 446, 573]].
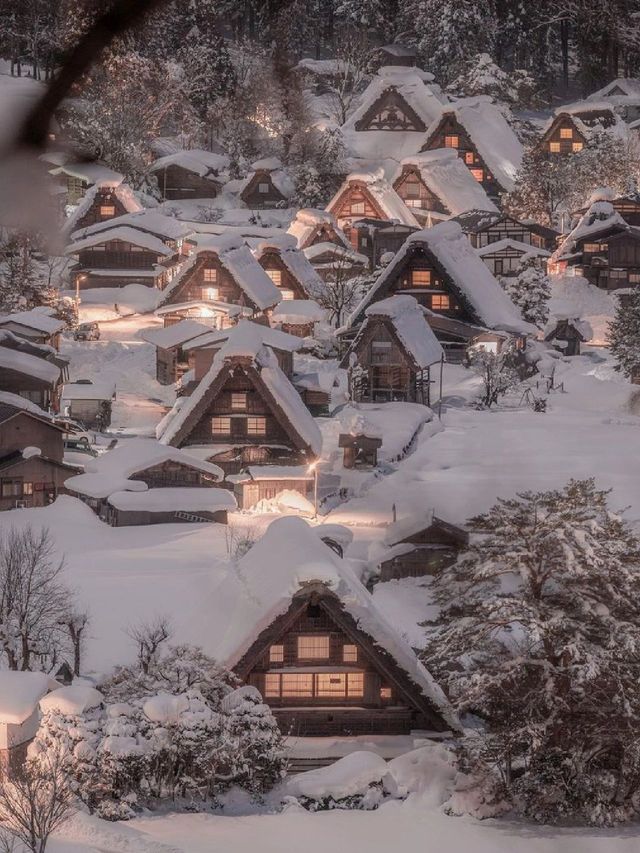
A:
[[393, 167, 448, 217], [155, 164, 220, 200], [0, 413, 63, 461], [354, 87, 426, 132], [74, 187, 132, 231], [538, 115, 588, 155], [0, 457, 77, 512], [241, 172, 287, 209], [258, 250, 309, 300], [109, 507, 228, 526], [234, 477, 313, 509], [163, 252, 263, 311]]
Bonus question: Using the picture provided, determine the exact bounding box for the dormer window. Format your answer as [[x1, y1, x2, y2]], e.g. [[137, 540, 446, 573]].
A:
[[297, 635, 329, 659], [350, 201, 365, 215], [265, 269, 282, 286], [258, 182, 270, 193], [444, 135, 459, 148], [100, 205, 115, 217], [560, 127, 573, 139]]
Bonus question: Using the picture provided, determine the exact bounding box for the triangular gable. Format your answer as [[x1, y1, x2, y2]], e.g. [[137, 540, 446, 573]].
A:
[[328, 180, 388, 222], [342, 314, 419, 371], [233, 583, 453, 731], [354, 86, 427, 132], [393, 166, 448, 215], [539, 113, 589, 147], [240, 171, 286, 205]]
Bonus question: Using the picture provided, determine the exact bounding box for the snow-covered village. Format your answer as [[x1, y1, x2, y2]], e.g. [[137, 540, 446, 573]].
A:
[[3, 1, 640, 850]]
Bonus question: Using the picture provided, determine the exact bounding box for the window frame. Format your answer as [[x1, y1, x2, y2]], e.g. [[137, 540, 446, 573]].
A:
[[296, 635, 330, 660]]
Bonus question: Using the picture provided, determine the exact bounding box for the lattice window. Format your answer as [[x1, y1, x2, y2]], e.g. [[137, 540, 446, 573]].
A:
[[297, 635, 330, 659]]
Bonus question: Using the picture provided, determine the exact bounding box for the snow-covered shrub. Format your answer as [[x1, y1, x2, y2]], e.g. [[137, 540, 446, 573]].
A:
[[499, 255, 551, 329], [608, 288, 640, 379], [424, 479, 640, 825], [467, 345, 521, 408], [449, 53, 541, 109]]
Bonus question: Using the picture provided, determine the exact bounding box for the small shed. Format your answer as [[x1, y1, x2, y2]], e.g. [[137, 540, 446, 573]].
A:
[[0, 671, 57, 777], [59, 380, 115, 429], [106, 486, 237, 526], [0, 308, 65, 350], [227, 465, 315, 510], [271, 300, 325, 339], [544, 317, 593, 357], [378, 513, 469, 581], [142, 319, 213, 385], [338, 415, 383, 469]]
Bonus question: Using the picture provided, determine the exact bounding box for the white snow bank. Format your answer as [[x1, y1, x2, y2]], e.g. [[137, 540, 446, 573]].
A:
[[143, 692, 189, 724], [549, 274, 617, 345], [287, 751, 390, 800], [0, 671, 57, 724], [40, 685, 104, 716], [107, 486, 237, 513]]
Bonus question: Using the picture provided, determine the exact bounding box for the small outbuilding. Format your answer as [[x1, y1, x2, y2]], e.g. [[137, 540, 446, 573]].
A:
[[338, 415, 383, 469], [544, 317, 593, 356], [106, 486, 237, 526], [0, 671, 58, 777], [227, 465, 316, 511], [59, 380, 115, 429], [378, 513, 469, 582]]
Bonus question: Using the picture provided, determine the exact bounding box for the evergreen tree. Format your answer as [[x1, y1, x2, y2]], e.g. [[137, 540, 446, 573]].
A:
[[608, 288, 640, 379], [424, 479, 640, 825], [504, 146, 573, 227], [500, 255, 551, 329]]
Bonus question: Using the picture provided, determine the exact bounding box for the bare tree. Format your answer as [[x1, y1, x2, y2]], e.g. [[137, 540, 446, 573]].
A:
[[325, 28, 372, 125], [467, 346, 521, 409], [0, 527, 70, 672], [127, 615, 173, 674], [315, 256, 369, 328], [63, 610, 90, 677], [0, 750, 74, 853]]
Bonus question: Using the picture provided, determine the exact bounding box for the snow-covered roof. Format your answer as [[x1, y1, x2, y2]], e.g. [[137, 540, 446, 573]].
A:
[[154, 300, 247, 319], [157, 341, 322, 455], [328, 168, 420, 227], [182, 318, 304, 354], [553, 200, 629, 262], [65, 438, 224, 499], [364, 295, 444, 368], [428, 97, 523, 192], [0, 672, 57, 725], [66, 226, 174, 257], [588, 78, 640, 100], [60, 380, 115, 401], [287, 208, 349, 249], [475, 238, 550, 258], [141, 319, 213, 350], [227, 464, 315, 483], [272, 299, 325, 324], [39, 685, 103, 716], [64, 181, 143, 234], [214, 516, 460, 731], [345, 66, 447, 132], [397, 149, 498, 216], [163, 234, 282, 311], [0, 307, 65, 335], [0, 346, 61, 384], [0, 390, 54, 421], [232, 158, 295, 201], [71, 210, 192, 242], [352, 223, 535, 335], [107, 486, 237, 513], [296, 57, 348, 76], [303, 242, 368, 267], [544, 316, 594, 342], [50, 161, 123, 186], [149, 149, 230, 181], [255, 236, 324, 295]]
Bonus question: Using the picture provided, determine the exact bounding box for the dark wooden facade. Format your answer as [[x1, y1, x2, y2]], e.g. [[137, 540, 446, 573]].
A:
[[353, 86, 427, 132], [560, 226, 640, 290], [257, 248, 309, 300], [478, 244, 548, 277], [0, 454, 79, 511], [339, 433, 382, 469], [380, 516, 469, 582], [453, 211, 557, 251], [240, 170, 288, 209], [106, 505, 229, 527], [73, 186, 135, 231], [536, 114, 588, 155], [393, 165, 448, 218], [352, 220, 419, 267], [576, 195, 640, 227], [129, 459, 220, 489], [236, 583, 452, 737], [544, 319, 588, 356], [73, 237, 178, 290], [420, 112, 502, 197], [0, 366, 61, 411], [232, 472, 314, 510], [328, 182, 389, 247], [154, 163, 221, 200]]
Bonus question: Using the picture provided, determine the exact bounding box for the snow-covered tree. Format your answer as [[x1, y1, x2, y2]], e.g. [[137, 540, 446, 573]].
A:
[[448, 53, 541, 109], [425, 479, 640, 825], [608, 289, 640, 380], [499, 255, 550, 328], [467, 344, 521, 408], [504, 147, 574, 227]]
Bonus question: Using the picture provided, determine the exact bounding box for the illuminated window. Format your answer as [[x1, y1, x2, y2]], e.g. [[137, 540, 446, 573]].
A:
[[297, 635, 329, 659], [405, 198, 423, 208], [269, 644, 284, 663], [470, 168, 484, 182], [411, 269, 431, 286], [405, 181, 420, 198], [211, 416, 231, 434], [444, 135, 459, 148], [281, 673, 313, 697], [265, 269, 282, 286], [246, 416, 266, 435], [100, 205, 115, 216], [258, 182, 270, 193], [630, 273, 640, 283], [316, 673, 346, 697], [203, 268, 217, 282], [549, 141, 561, 153], [343, 645, 358, 663], [264, 674, 281, 697], [560, 127, 573, 139], [380, 686, 392, 700], [22, 482, 33, 496], [280, 289, 295, 301], [231, 392, 247, 410], [203, 287, 219, 300], [572, 141, 583, 152], [431, 294, 451, 310], [346, 673, 364, 697], [464, 151, 475, 164], [351, 201, 365, 214], [583, 243, 606, 252]]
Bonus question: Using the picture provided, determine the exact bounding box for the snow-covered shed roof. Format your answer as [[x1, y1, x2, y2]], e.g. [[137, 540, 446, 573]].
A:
[[141, 319, 214, 350], [107, 486, 237, 514], [65, 438, 224, 499], [0, 391, 55, 422], [255, 235, 324, 295], [50, 161, 123, 186], [162, 234, 282, 312], [66, 226, 174, 257], [327, 168, 420, 227], [181, 318, 304, 354], [588, 78, 640, 100], [157, 341, 322, 455], [60, 380, 115, 401], [475, 238, 550, 258], [40, 685, 103, 716], [149, 149, 230, 182], [383, 512, 468, 548], [272, 299, 325, 324], [64, 180, 143, 234], [345, 66, 447, 132], [0, 346, 61, 385], [227, 464, 315, 483], [351, 223, 535, 335], [303, 242, 369, 267], [71, 210, 192, 243], [287, 208, 349, 249], [0, 671, 57, 725], [213, 516, 460, 731], [396, 149, 498, 216], [0, 308, 65, 335], [425, 97, 523, 192], [363, 295, 444, 368]]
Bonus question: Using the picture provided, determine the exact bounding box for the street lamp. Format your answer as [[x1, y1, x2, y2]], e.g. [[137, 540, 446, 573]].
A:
[[75, 274, 86, 317], [308, 460, 319, 519]]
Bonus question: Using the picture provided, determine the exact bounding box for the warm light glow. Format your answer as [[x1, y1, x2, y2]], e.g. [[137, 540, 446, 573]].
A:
[[297, 635, 329, 659]]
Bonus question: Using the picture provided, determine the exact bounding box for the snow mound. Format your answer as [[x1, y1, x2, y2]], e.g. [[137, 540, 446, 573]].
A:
[[40, 685, 104, 716], [287, 751, 390, 800], [549, 274, 617, 345], [0, 671, 57, 724], [143, 692, 189, 724]]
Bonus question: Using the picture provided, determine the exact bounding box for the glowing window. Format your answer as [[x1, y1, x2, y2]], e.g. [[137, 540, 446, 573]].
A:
[[297, 635, 329, 659], [431, 294, 451, 310], [100, 205, 115, 216], [380, 686, 392, 700], [211, 416, 231, 434], [203, 268, 217, 282], [22, 482, 34, 496], [347, 673, 364, 697], [316, 673, 346, 697], [405, 198, 423, 208], [265, 269, 282, 286], [405, 181, 420, 198], [280, 289, 295, 301], [343, 645, 358, 663], [464, 151, 475, 164], [549, 141, 561, 153], [231, 392, 246, 410], [281, 673, 313, 697], [572, 141, 583, 152], [470, 168, 484, 182], [203, 287, 219, 300], [444, 135, 459, 148], [269, 645, 284, 663], [351, 201, 365, 214], [264, 674, 281, 697], [411, 269, 431, 286], [560, 127, 573, 139], [246, 416, 266, 435]]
